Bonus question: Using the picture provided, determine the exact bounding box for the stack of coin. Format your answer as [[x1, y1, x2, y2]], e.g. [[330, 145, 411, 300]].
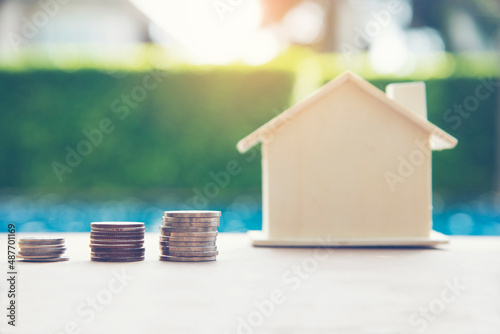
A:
[[17, 237, 68, 262], [159, 211, 220, 262], [90, 222, 145, 262]]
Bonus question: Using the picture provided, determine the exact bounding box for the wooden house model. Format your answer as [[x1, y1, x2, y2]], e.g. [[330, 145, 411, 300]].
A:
[[237, 71, 458, 247]]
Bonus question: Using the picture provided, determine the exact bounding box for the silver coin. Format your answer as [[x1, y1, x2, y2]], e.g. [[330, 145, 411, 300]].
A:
[[91, 251, 145, 258], [162, 217, 220, 223], [90, 232, 144, 237], [162, 222, 219, 228], [161, 250, 218, 257], [91, 222, 144, 228], [90, 238, 144, 243], [18, 250, 66, 257], [91, 246, 145, 252], [160, 230, 218, 237], [92, 256, 138, 259], [90, 230, 144, 236], [159, 255, 216, 262], [164, 211, 221, 218], [90, 237, 144, 243], [159, 236, 217, 243], [160, 236, 218, 242], [160, 231, 218, 237], [18, 237, 64, 245], [90, 236, 144, 241], [162, 220, 219, 226], [160, 246, 217, 252], [91, 227, 145, 233], [89, 244, 145, 248], [18, 243, 66, 248], [90, 246, 145, 252], [91, 256, 144, 262], [90, 243, 144, 249], [18, 248, 66, 253], [18, 257, 69, 263], [19, 244, 66, 251], [91, 253, 145, 258], [90, 235, 144, 241], [18, 252, 66, 257], [90, 226, 146, 233], [17, 254, 64, 259], [160, 227, 218, 233], [89, 242, 145, 248], [160, 241, 216, 247]]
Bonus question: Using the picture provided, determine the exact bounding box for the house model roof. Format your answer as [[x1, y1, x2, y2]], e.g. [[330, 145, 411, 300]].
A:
[[237, 71, 458, 153]]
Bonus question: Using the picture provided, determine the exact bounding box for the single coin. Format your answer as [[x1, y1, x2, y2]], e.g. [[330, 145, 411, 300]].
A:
[[90, 242, 144, 248], [161, 250, 218, 257], [18, 250, 66, 257], [160, 241, 216, 247], [90, 245, 145, 250], [162, 222, 219, 228], [18, 243, 66, 248], [91, 225, 145, 230], [91, 227, 145, 233], [91, 251, 145, 258], [18, 257, 69, 262], [17, 249, 65, 255], [90, 229, 145, 234], [90, 253, 144, 259], [160, 231, 218, 237], [90, 246, 145, 252], [90, 234, 144, 241], [91, 253, 145, 259], [18, 237, 64, 245], [17, 254, 62, 259], [90, 231, 144, 236], [90, 244, 144, 250], [160, 229, 218, 236], [89, 242, 145, 248], [90, 235, 144, 243], [162, 217, 220, 223], [159, 255, 216, 262], [159, 236, 217, 242], [160, 246, 217, 252], [90, 237, 144, 243], [160, 236, 218, 242], [160, 227, 218, 233], [91, 222, 145, 228], [90, 243, 144, 248], [18, 245, 66, 251], [90, 238, 144, 243], [90, 230, 144, 236], [91, 256, 144, 262], [18, 252, 65, 257], [164, 211, 221, 218]]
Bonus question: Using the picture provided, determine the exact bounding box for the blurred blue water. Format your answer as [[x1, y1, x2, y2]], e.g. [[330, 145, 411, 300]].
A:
[[1, 195, 500, 235]]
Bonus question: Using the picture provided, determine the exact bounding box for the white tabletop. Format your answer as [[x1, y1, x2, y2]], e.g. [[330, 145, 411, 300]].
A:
[[2, 233, 499, 334]]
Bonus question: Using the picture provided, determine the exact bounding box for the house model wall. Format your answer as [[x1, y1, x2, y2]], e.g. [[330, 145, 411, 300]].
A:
[[237, 72, 458, 247]]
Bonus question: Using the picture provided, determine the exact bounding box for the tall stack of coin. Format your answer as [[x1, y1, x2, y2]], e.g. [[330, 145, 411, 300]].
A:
[[17, 237, 68, 262], [90, 222, 145, 262], [159, 211, 220, 262]]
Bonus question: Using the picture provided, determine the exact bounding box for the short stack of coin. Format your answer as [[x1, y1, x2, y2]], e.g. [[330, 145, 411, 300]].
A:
[[17, 237, 68, 262], [159, 211, 220, 262], [90, 222, 145, 262]]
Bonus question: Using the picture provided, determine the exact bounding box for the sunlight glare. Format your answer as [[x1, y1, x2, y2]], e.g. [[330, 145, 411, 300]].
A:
[[129, 0, 275, 65]]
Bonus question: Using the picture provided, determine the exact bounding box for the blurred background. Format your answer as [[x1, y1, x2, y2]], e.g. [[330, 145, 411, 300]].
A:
[[0, 0, 499, 235]]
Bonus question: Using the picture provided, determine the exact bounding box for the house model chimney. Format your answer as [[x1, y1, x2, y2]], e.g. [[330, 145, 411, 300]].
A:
[[386, 82, 427, 119]]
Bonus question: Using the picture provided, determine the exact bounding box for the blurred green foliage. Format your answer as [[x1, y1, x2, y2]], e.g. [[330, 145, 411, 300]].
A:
[[0, 69, 294, 194], [0, 63, 497, 198]]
